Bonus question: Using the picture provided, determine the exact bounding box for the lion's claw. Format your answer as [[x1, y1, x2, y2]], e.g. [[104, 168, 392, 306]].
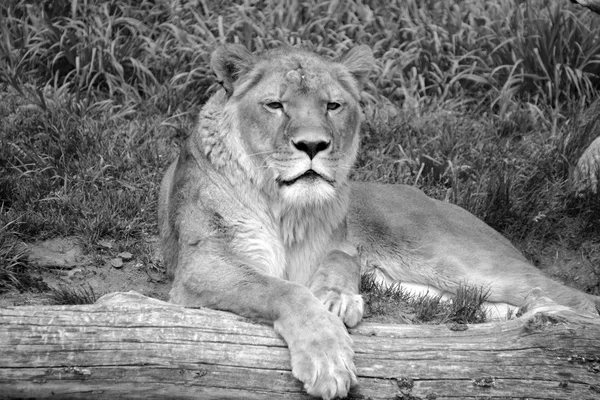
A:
[[315, 289, 364, 328]]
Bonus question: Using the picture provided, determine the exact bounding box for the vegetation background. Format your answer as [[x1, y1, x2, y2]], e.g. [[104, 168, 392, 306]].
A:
[[1, 0, 599, 321]]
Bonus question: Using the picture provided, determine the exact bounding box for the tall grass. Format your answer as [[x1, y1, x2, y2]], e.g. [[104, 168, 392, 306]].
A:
[[2, 0, 598, 113], [0, 0, 599, 294]]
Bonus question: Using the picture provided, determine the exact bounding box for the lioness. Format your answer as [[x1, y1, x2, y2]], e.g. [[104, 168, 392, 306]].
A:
[[159, 44, 599, 399]]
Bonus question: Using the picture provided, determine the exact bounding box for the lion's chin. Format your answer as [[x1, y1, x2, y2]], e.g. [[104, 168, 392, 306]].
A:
[[279, 178, 337, 207]]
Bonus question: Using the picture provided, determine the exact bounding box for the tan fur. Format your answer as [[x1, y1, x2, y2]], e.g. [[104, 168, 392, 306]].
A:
[[159, 44, 599, 399]]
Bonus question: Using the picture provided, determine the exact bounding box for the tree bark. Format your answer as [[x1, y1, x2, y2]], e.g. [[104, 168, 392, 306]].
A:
[[571, 0, 600, 14], [1, 290, 599, 400]]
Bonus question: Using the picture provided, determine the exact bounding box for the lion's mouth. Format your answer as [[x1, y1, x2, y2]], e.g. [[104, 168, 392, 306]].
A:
[[278, 170, 333, 186]]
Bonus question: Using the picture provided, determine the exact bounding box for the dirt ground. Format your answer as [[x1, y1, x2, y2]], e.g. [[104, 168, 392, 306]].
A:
[[1, 235, 598, 310], [0, 236, 170, 307]]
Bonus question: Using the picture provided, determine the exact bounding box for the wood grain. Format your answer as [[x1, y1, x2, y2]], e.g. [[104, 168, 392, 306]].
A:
[[1, 290, 599, 399]]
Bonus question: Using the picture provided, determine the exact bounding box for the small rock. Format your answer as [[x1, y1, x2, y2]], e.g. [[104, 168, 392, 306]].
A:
[[118, 251, 133, 260], [98, 240, 114, 249], [66, 268, 84, 279], [110, 258, 124, 269]]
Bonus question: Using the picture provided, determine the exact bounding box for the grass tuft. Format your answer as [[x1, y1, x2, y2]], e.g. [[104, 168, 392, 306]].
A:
[[361, 274, 490, 324], [47, 283, 100, 305], [448, 283, 490, 324], [361, 273, 415, 323], [0, 217, 47, 292]]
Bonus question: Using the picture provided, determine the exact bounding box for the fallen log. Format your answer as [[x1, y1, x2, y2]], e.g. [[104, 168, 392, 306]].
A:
[[1, 290, 599, 399]]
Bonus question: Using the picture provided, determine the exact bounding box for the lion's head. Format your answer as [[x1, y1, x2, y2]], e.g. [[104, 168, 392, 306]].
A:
[[206, 44, 374, 207]]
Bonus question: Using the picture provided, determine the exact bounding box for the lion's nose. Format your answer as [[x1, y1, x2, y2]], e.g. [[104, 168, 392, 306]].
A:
[[292, 139, 331, 159]]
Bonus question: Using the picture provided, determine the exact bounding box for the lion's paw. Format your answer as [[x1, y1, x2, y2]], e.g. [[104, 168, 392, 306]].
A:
[[280, 312, 357, 400], [316, 290, 364, 328]]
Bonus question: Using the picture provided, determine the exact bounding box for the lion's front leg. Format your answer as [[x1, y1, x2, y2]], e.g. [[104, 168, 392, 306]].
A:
[[274, 293, 358, 400], [170, 249, 358, 400], [308, 247, 364, 328]]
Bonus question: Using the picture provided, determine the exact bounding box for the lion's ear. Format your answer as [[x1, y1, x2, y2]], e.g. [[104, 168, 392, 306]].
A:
[[211, 44, 256, 94], [337, 45, 374, 84]]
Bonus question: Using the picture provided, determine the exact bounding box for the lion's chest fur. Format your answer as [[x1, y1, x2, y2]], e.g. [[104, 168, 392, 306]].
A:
[[192, 167, 341, 285], [277, 194, 351, 285], [281, 210, 342, 285], [228, 197, 347, 286]]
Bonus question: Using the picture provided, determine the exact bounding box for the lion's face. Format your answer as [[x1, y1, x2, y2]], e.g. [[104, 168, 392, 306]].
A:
[[212, 46, 374, 206]]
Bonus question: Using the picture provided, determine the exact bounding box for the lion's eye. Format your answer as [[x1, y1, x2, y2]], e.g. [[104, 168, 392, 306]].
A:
[[327, 102, 342, 111], [265, 102, 284, 110]]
